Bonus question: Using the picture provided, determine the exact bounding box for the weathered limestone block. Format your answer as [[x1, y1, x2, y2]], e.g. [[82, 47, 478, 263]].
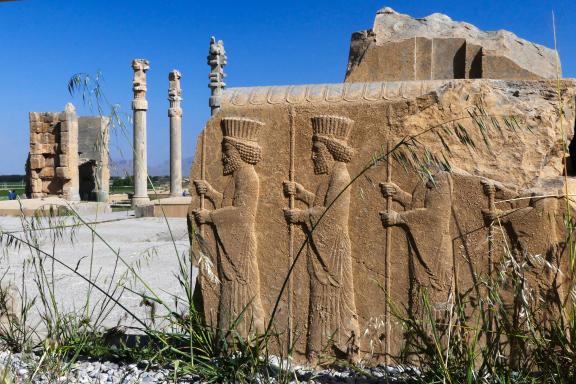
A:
[[345, 8, 559, 82], [44, 157, 54, 168], [190, 78, 576, 363], [29, 154, 45, 169], [30, 178, 41, 190], [59, 154, 68, 167], [39, 167, 55, 179], [55, 167, 71, 180]]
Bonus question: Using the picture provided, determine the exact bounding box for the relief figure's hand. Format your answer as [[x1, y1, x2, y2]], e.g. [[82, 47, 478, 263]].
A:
[[194, 180, 212, 195], [283, 181, 305, 198], [379, 182, 399, 198], [283, 208, 306, 224], [481, 180, 496, 197], [193, 208, 212, 224], [481, 208, 502, 224], [379, 210, 403, 227], [283, 181, 296, 196]]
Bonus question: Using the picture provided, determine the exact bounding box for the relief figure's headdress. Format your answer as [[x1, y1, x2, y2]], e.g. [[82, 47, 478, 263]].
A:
[[311, 115, 354, 163], [221, 117, 264, 164]]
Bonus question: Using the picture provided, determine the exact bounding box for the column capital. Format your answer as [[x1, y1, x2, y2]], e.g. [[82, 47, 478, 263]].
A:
[[207, 37, 227, 115], [132, 58, 149, 110]]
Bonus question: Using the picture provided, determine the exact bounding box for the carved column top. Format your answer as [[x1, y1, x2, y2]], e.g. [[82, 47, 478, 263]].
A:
[[132, 59, 149, 111], [168, 69, 182, 117], [208, 36, 227, 114], [208, 37, 227, 88], [168, 69, 182, 101]]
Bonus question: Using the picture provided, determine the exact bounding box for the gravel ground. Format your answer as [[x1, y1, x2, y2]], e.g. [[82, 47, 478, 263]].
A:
[[0, 351, 417, 383]]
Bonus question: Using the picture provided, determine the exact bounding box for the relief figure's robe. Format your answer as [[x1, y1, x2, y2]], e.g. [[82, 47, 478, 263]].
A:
[[210, 166, 265, 336], [303, 162, 359, 357]]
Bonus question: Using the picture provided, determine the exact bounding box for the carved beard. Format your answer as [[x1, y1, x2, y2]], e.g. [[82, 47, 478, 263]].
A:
[[222, 149, 242, 175], [313, 146, 333, 175]]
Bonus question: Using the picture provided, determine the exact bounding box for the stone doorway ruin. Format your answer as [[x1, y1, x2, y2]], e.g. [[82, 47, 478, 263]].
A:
[[79, 160, 97, 201]]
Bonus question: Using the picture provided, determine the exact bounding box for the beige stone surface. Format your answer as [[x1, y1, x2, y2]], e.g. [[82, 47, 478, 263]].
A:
[[0, 197, 111, 217], [345, 8, 559, 82], [136, 196, 191, 218], [189, 77, 576, 363]]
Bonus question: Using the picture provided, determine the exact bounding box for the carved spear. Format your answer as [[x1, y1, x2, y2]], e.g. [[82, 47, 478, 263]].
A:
[[384, 141, 392, 364], [199, 130, 206, 237], [485, 181, 496, 274], [485, 180, 496, 343], [287, 108, 295, 350]]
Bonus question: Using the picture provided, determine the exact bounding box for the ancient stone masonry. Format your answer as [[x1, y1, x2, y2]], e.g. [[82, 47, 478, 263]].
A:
[[345, 7, 560, 82], [189, 9, 576, 364], [132, 59, 150, 206], [28, 104, 80, 200], [78, 116, 110, 201], [27, 104, 110, 201]]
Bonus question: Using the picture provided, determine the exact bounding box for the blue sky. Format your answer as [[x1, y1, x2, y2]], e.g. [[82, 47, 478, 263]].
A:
[[0, 0, 574, 175]]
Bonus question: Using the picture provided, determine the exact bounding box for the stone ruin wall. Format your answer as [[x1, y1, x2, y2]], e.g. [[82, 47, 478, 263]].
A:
[[27, 105, 79, 200], [78, 116, 110, 201], [27, 105, 110, 201]]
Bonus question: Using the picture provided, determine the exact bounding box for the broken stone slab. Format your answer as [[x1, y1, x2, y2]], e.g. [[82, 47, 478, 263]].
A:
[[345, 7, 559, 82]]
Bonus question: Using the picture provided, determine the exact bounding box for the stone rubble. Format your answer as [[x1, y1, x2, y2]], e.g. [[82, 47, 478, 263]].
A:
[[0, 350, 418, 383]]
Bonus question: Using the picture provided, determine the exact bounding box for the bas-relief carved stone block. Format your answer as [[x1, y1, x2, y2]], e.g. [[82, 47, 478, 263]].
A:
[[190, 8, 574, 363], [190, 76, 576, 363]]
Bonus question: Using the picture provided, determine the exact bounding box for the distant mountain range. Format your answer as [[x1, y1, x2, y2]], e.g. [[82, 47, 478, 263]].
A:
[[110, 156, 194, 177]]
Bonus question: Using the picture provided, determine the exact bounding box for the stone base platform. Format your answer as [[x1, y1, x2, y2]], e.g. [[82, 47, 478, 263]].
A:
[[0, 197, 111, 217], [135, 196, 191, 218]]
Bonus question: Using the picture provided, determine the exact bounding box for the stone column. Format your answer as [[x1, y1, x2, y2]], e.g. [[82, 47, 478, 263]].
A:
[[207, 37, 227, 115], [168, 70, 183, 197], [97, 116, 110, 202], [60, 103, 80, 201], [131, 59, 150, 207]]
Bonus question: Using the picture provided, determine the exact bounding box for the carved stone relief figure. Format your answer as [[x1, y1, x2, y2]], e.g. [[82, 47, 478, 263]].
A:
[[193, 117, 266, 337], [380, 170, 454, 313], [481, 180, 565, 367], [481, 181, 565, 310], [283, 115, 360, 362]]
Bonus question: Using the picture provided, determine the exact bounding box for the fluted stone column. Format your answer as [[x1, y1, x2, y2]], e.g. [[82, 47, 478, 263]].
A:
[[131, 59, 150, 207], [168, 70, 183, 197]]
